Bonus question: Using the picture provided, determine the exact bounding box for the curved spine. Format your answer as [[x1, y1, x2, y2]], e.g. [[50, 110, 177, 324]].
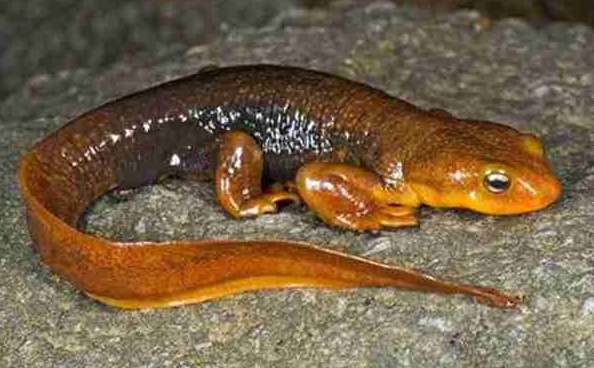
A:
[[17, 65, 521, 309]]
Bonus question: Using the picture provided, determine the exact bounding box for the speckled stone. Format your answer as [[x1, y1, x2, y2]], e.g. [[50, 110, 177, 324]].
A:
[[1, 2, 593, 367]]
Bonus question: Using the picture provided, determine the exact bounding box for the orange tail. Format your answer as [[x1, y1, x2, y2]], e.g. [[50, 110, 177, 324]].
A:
[[18, 148, 521, 310]]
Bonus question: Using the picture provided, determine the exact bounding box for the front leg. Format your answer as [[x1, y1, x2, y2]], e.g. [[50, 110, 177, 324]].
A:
[[215, 130, 299, 218], [296, 162, 418, 231]]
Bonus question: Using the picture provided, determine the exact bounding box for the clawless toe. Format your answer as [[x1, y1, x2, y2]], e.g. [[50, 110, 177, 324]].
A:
[[238, 191, 301, 217]]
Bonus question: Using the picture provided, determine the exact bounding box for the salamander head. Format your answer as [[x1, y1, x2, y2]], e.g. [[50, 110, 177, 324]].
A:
[[401, 120, 562, 215]]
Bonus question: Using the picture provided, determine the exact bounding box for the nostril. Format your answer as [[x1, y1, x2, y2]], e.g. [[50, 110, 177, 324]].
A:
[[539, 177, 562, 208], [549, 177, 562, 202]]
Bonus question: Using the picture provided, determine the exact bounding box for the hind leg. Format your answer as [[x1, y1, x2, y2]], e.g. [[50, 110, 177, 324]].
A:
[[215, 131, 300, 218], [296, 162, 418, 231]]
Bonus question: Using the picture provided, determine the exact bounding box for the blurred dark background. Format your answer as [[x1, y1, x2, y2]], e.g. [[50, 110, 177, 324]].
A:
[[0, 0, 591, 98]]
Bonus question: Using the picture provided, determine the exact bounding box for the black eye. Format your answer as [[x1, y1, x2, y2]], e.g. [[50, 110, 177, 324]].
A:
[[484, 172, 510, 193]]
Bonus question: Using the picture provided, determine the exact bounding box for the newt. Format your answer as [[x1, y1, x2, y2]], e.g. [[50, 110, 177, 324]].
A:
[[17, 64, 562, 309]]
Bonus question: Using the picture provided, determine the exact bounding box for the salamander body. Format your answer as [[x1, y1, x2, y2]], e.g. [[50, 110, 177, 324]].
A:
[[18, 65, 561, 309]]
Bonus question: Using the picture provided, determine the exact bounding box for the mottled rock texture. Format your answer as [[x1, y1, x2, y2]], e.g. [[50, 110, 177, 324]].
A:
[[1, 2, 592, 367]]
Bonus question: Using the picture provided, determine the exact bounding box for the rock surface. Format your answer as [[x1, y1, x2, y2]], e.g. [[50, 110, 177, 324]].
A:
[[1, 2, 593, 367]]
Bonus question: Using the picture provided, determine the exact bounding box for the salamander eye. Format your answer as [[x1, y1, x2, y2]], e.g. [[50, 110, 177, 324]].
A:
[[484, 172, 510, 193]]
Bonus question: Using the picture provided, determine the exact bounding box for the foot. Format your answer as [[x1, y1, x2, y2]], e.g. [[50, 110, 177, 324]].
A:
[[296, 162, 418, 231], [238, 191, 301, 217]]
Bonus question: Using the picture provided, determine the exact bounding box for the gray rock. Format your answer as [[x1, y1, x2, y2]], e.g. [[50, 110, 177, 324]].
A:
[[1, 2, 593, 367]]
